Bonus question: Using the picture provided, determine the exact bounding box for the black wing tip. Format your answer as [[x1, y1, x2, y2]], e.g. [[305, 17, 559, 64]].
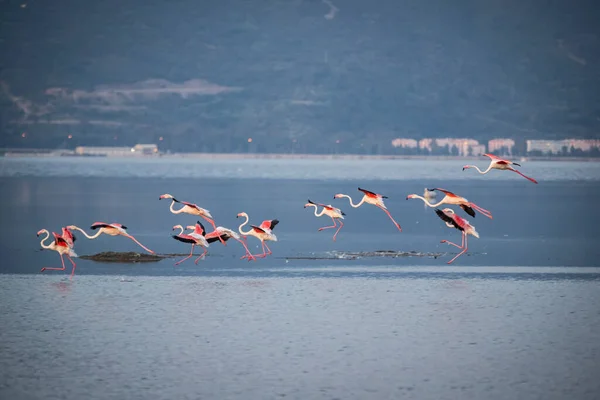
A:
[[307, 199, 315, 204], [271, 219, 280, 228], [122, 225, 128, 230], [382, 195, 388, 199], [172, 198, 180, 203], [513, 162, 521, 167], [341, 211, 346, 216]]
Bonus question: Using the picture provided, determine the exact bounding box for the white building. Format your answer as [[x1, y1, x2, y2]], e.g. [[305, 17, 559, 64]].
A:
[[488, 139, 515, 155]]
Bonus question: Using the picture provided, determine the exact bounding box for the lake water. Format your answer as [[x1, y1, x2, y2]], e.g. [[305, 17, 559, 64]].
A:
[[1, 156, 599, 400]]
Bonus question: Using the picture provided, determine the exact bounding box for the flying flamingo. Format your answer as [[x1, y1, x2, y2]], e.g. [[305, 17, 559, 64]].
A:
[[159, 193, 225, 244], [304, 199, 346, 241], [434, 208, 479, 264], [334, 187, 402, 231], [38, 229, 78, 278], [172, 222, 210, 265], [236, 212, 278, 259], [199, 225, 257, 262], [67, 222, 155, 254], [406, 188, 493, 219], [463, 153, 538, 184]]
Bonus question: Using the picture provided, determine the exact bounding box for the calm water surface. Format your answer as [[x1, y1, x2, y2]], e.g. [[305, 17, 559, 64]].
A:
[[1, 157, 599, 399]]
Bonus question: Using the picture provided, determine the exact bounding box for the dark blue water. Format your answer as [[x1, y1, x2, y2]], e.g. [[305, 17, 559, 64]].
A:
[[1, 157, 599, 400]]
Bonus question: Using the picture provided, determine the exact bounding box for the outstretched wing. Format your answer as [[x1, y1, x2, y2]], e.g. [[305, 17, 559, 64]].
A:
[[181, 200, 202, 211], [428, 188, 458, 197], [460, 204, 476, 218], [358, 187, 387, 199], [251, 225, 268, 234], [308, 199, 328, 208], [195, 221, 206, 235], [260, 219, 279, 231], [52, 232, 69, 247], [206, 234, 231, 244], [90, 222, 111, 230], [172, 234, 197, 244], [435, 209, 461, 230]]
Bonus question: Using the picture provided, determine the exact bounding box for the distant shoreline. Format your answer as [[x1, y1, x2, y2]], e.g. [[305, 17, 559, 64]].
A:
[[1, 151, 599, 162]]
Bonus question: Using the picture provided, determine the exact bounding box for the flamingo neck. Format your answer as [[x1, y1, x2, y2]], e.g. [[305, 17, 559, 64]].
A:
[[412, 195, 443, 207], [469, 164, 492, 174], [70, 226, 102, 239], [169, 200, 184, 214], [238, 214, 252, 235], [174, 226, 184, 235], [39, 230, 52, 249], [339, 194, 364, 208], [307, 204, 326, 217]]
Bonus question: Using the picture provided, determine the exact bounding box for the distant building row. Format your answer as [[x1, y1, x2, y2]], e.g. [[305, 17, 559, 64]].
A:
[[390, 138, 600, 156], [75, 144, 159, 156]]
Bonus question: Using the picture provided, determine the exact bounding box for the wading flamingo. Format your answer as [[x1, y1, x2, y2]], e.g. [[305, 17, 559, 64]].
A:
[[435, 208, 479, 264], [334, 187, 402, 231], [172, 223, 209, 265], [236, 212, 278, 259], [38, 229, 78, 278], [463, 153, 538, 184], [198, 225, 257, 262], [304, 199, 346, 241], [159, 193, 225, 244], [406, 188, 493, 219], [67, 222, 155, 254]]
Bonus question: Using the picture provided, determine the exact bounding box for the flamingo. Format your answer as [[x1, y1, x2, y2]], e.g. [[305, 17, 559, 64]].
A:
[[199, 225, 257, 262], [434, 208, 479, 264], [406, 188, 493, 219], [159, 193, 225, 244], [38, 229, 78, 278], [67, 222, 155, 254], [463, 153, 538, 184], [333, 187, 402, 232], [304, 199, 346, 241], [172, 223, 210, 265], [236, 212, 278, 259], [61, 226, 76, 248]]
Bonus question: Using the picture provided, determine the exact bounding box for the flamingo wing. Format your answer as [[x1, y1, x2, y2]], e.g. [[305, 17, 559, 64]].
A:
[[358, 187, 387, 199], [194, 221, 206, 235], [62, 227, 76, 243], [90, 222, 111, 230], [435, 209, 462, 230], [181, 200, 201, 210], [52, 232, 69, 247], [308, 199, 329, 208], [459, 204, 476, 218], [260, 219, 279, 230], [483, 153, 503, 160], [172, 234, 198, 244], [251, 225, 268, 234], [206, 233, 231, 244], [429, 188, 458, 197]]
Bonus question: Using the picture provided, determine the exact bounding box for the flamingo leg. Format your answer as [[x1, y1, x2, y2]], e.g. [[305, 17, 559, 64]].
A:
[[235, 237, 256, 262], [124, 234, 155, 254], [67, 255, 77, 279], [470, 202, 493, 219], [41, 253, 67, 273], [511, 168, 538, 184], [332, 220, 344, 241], [194, 247, 208, 264], [376, 205, 402, 232], [447, 233, 468, 264], [175, 244, 195, 266], [264, 242, 272, 255], [441, 231, 464, 249], [318, 218, 337, 232], [249, 241, 268, 259]]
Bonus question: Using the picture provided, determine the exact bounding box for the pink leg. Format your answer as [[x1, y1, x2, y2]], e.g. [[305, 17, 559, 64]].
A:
[[470, 202, 493, 219], [376, 205, 402, 232], [332, 220, 344, 241], [511, 168, 538, 184], [175, 244, 194, 266], [41, 253, 67, 273], [235, 237, 256, 261], [447, 233, 468, 264], [194, 247, 208, 264], [125, 234, 155, 254], [318, 218, 337, 232], [441, 232, 465, 249], [251, 241, 268, 258], [264, 242, 272, 256], [67, 255, 77, 279]]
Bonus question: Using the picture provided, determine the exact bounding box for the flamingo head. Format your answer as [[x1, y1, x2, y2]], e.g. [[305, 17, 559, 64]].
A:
[[172, 224, 183, 231], [185, 225, 195, 231], [66, 225, 77, 230], [462, 165, 473, 171], [236, 212, 247, 219], [159, 193, 174, 200], [333, 194, 344, 199], [303, 203, 313, 208], [406, 194, 417, 200], [442, 208, 455, 215], [36, 229, 45, 236]]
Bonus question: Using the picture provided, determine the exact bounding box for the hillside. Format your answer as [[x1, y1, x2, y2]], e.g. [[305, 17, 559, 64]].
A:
[[1, 0, 599, 153]]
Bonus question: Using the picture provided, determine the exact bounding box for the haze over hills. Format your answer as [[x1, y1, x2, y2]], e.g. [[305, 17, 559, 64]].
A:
[[1, 0, 599, 154]]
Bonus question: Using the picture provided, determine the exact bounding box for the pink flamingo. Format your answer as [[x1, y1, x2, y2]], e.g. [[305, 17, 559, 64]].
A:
[[236, 212, 278, 259], [304, 199, 346, 241], [159, 193, 225, 244], [172, 222, 210, 265], [435, 208, 479, 264], [463, 153, 538, 184], [67, 222, 155, 254], [407, 188, 493, 219], [38, 229, 78, 278], [334, 187, 402, 231], [199, 225, 257, 262]]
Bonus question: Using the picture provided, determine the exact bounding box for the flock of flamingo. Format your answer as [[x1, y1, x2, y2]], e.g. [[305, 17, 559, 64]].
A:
[[37, 153, 537, 278]]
